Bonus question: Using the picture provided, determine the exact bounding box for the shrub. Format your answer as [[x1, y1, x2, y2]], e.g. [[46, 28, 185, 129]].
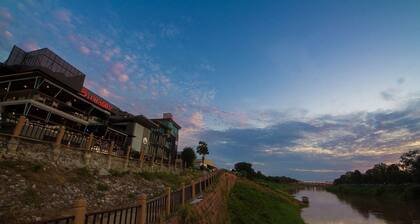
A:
[[97, 183, 109, 191], [130, 151, 140, 159], [127, 192, 136, 199], [31, 163, 43, 172], [179, 204, 199, 224], [109, 169, 129, 177]]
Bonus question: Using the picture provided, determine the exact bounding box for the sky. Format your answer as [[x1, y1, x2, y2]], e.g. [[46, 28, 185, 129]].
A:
[[1, 0, 420, 180]]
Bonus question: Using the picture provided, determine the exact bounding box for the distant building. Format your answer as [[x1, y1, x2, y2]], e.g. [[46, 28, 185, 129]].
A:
[[0, 45, 180, 165], [151, 113, 181, 166], [195, 159, 217, 171]]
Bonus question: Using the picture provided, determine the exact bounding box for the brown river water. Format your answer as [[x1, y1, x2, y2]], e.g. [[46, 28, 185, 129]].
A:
[[293, 187, 420, 224]]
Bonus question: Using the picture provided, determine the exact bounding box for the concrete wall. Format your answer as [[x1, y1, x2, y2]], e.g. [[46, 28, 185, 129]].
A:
[[168, 173, 237, 224], [131, 123, 145, 152]]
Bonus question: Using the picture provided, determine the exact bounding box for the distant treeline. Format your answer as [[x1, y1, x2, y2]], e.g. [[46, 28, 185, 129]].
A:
[[232, 162, 299, 184], [334, 150, 420, 185]]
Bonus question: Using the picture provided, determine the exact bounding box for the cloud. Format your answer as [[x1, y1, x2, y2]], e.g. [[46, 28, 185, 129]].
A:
[[380, 88, 400, 101], [103, 48, 121, 61], [290, 168, 346, 173], [160, 23, 180, 38], [0, 7, 12, 20], [79, 46, 90, 55], [397, 77, 405, 85], [111, 62, 129, 83], [22, 41, 39, 51], [194, 99, 420, 180], [54, 9, 72, 24], [189, 112, 205, 129], [2, 30, 12, 39], [199, 62, 215, 72]]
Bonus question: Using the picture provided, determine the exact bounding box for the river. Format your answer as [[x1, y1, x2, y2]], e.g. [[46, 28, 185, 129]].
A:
[[293, 187, 420, 224]]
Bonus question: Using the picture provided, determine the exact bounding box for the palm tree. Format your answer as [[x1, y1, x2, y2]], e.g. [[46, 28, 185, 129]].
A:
[[196, 141, 209, 168]]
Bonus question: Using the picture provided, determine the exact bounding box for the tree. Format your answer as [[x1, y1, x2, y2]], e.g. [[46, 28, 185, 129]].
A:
[[234, 162, 255, 177], [365, 163, 388, 184], [196, 141, 209, 168], [413, 156, 420, 183], [181, 147, 196, 168], [400, 150, 420, 172]]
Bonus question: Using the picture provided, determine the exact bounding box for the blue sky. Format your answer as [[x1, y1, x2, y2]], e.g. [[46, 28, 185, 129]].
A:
[[1, 0, 420, 180]]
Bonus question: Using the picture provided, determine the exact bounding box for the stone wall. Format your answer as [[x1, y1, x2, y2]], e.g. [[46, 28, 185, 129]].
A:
[[169, 172, 237, 224], [0, 134, 178, 173]]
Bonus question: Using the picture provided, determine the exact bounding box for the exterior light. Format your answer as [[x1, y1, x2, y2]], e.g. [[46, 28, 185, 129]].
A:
[[24, 85, 27, 88], [46, 85, 50, 88]]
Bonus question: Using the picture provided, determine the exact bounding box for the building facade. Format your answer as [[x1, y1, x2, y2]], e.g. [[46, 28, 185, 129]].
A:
[[0, 45, 180, 165]]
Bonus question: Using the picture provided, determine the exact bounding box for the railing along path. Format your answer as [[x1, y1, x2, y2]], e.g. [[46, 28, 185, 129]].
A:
[[31, 171, 221, 224]]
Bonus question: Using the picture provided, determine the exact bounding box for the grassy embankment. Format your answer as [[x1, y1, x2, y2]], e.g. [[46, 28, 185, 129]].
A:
[[326, 184, 420, 200], [228, 178, 304, 224]]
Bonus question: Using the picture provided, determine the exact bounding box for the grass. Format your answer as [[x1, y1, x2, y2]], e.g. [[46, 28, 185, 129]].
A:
[[178, 204, 200, 224], [136, 169, 202, 188], [228, 179, 304, 224], [326, 184, 420, 200]]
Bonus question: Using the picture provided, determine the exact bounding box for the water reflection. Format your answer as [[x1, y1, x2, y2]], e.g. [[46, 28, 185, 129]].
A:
[[294, 187, 420, 224]]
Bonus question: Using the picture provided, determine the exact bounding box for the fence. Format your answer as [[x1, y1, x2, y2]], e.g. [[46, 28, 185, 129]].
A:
[[33, 171, 221, 224], [0, 115, 176, 171]]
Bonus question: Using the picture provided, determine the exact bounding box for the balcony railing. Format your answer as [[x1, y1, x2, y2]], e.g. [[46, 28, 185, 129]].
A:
[[0, 90, 104, 123]]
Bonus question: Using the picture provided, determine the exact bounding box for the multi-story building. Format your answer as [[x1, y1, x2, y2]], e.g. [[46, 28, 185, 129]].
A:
[[0, 45, 180, 165], [151, 113, 181, 166]]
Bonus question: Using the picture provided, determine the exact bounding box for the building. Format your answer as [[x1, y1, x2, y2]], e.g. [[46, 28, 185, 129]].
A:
[[195, 159, 217, 171], [0, 45, 180, 165], [151, 113, 181, 166]]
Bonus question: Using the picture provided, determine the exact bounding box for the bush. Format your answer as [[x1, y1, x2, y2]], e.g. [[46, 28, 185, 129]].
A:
[[31, 163, 43, 172], [97, 183, 109, 191], [127, 192, 136, 199], [179, 204, 199, 224], [130, 151, 140, 159], [109, 169, 129, 177]]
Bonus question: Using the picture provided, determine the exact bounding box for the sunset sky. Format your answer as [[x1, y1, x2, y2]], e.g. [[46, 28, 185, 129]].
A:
[[1, 0, 420, 180]]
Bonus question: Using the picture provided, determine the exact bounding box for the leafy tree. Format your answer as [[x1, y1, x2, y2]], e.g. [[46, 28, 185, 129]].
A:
[[196, 141, 209, 168], [413, 156, 420, 183], [400, 150, 420, 172], [234, 162, 256, 177], [333, 150, 420, 185], [365, 163, 388, 184], [181, 147, 196, 168]]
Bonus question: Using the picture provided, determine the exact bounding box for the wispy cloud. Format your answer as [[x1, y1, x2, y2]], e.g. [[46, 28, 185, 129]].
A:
[[290, 168, 346, 173], [194, 98, 420, 180]]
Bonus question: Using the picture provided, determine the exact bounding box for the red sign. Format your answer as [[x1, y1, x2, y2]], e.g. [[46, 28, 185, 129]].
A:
[[80, 87, 113, 111]]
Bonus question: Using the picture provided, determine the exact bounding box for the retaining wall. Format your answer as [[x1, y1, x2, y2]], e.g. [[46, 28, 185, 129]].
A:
[[168, 172, 237, 224]]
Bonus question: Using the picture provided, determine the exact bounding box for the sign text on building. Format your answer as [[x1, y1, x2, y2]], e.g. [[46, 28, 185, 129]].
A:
[[80, 87, 113, 111]]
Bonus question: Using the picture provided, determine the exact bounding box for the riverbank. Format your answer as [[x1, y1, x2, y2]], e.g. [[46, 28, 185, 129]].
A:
[[0, 158, 202, 224], [228, 178, 304, 224], [326, 184, 420, 200]]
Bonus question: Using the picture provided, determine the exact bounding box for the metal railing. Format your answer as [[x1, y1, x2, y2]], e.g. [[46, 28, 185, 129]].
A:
[[85, 205, 140, 224], [21, 121, 60, 142], [62, 130, 88, 149]]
